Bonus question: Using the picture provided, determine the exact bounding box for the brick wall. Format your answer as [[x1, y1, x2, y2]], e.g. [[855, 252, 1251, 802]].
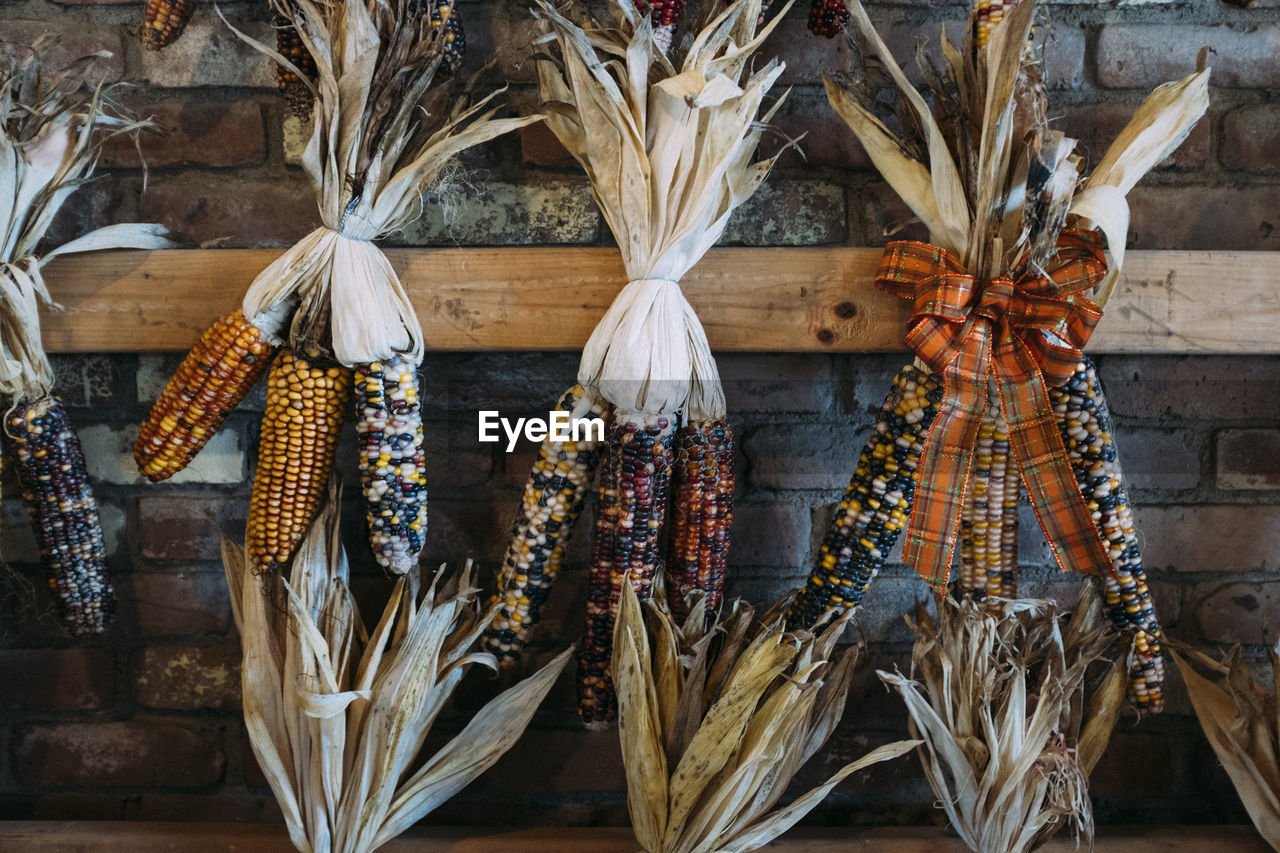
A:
[[1, 0, 1278, 831]]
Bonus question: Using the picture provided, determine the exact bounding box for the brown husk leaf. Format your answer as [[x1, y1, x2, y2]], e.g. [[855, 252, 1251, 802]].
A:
[[614, 581, 918, 853]]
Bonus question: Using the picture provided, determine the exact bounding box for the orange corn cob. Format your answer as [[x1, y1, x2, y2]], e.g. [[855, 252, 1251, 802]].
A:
[[141, 0, 197, 50], [668, 418, 735, 616]]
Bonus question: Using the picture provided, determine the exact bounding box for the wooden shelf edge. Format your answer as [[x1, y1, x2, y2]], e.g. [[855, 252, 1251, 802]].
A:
[[0, 822, 1268, 852], [36, 247, 1280, 355]]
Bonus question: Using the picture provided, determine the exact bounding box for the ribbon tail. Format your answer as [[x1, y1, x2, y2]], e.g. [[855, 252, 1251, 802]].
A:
[[996, 347, 1112, 577]]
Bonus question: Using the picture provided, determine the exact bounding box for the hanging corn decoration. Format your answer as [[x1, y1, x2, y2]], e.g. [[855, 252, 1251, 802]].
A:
[[787, 365, 943, 630], [140, 0, 197, 50], [807, 0, 848, 38], [3, 398, 112, 636], [425, 0, 467, 73], [135, 310, 277, 482], [579, 413, 675, 726], [1050, 357, 1164, 714], [957, 387, 1021, 602], [246, 350, 353, 575], [667, 418, 735, 614], [485, 386, 609, 665], [354, 357, 427, 574], [274, 15, 317, 119]]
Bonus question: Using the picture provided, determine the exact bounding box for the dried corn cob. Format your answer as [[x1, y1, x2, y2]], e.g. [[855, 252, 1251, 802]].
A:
[[974, 0, 1020, 47], [424, 0, 466, 73], [275, 16, 317, 119], [140, 0, 197, 50], [485, 386, 609, 665], [807, 0, 848, 38], [247, 350, 352, 576], [787, 365, 943, 630], [1050, 357, 1164, 715], [579, 412, 674, 726], [668, 418, 735, 615], [354, 357, 426, 574], [3, 397, 112, 635], [135, 310, 276, 483], [957, 389, 1021, 601]]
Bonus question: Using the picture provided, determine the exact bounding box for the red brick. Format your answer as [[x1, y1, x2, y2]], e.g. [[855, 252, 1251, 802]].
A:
[[15, 721, 224, 787], [0, 23, 125, 81], [744, 423, 858, 491], [1195, 581, 1280, 644], [1112, 428, 1200, 491], [1222, 105, 1280, 173], [138, 496, 248, 560], [1061, 102, 1210, 171], [0, 649, 113, 710], [138, 19, 276, 88], [519, 123, 576, 168], [730, 503, 810, 567], [44, 180, 135, 250], [771, 86, 869, 170], [1218, 430, 1280, 490], [138, 174, 320, 248], [1098, 24, 1280, 89], [1125, 184, 1279, 251], [136, 645, 241, 711], [1091, 733, 1174, 797], [103, 100, 267, 168], [1097, 356, 1280, 420], [721, 354, 836, 414], [127, 571, 233, 636], [1138, 505, 1280, 573]]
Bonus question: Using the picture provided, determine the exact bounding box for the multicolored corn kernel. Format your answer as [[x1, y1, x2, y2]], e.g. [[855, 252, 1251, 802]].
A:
[[355, 357, 427, 575], [3, 397, 113, 635], [135, 309, 276, 483], [246, 350, 352, 576], [485, 386, 609, 665], [958, 388, 1020, 602], [579, 412, 675, 726], [973, 0, 1019, 47], [275, 16, 317, 119], [807, 0, 849, 38], [787, 365, 943, 630], [668, 418, 735, 615], [140, 0, 197, 50], [423, 0, 466, 73], [1050, 357, 1164, 715]]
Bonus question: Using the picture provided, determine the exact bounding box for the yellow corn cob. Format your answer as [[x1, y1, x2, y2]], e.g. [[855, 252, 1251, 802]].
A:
[[135, 309, 276, 482], [246, 350, 352, 575], [484, 386, 608, 665], [1051, 357, 1164, 714], [140, 0, 197, 50], [958, 388, 1020, 601]]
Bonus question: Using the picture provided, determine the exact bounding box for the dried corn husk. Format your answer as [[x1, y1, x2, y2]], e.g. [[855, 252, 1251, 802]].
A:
[[534, 0, 789, 419], [227, 484, 571, 853], [614, 581, 918, 853], [1172, 644, 1280, 850], [221, 0, 538, 365], [827, 0, 1208, 299], [1, 42, 178, 404], [877, 584, 1121, 853]]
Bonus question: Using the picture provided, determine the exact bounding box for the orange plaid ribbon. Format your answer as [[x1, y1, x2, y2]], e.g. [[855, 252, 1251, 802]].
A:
[[876, 229, 1110, 590]]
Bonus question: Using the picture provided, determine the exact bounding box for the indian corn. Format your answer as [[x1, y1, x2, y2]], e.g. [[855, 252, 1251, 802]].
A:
[[668, 418, 735, 615], [135, 309, 276, 482], [247, 349, 352, 575], [275, 16, 317, 119], [425, 0, 466, 73], [140, 0, 197, 50], [354, 357, 427, 575], [807, 0, 848, 37], [1050, 356, 1164, 715], [579, 412, 674, 726], [787, 364, 943, 630], [958, 388, 1021, 601], [3, 397, 112, 635], [485, 385, 608, 665]]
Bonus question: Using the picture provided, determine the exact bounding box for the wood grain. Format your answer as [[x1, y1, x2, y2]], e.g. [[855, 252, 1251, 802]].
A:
[[35, 248, 1280, 354], [0, 822, 1268, 852]]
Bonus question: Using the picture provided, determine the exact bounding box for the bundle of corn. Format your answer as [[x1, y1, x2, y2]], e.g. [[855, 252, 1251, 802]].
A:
[[791, 0, 1208, 715], [614, 581, 917, 852], [0, 43, 177, 635], [226, 483, 570, 853], [1173, 644, 1280, 849], [480, 0, 788, 726], [878, 585, 1126, 853], [135, 0, 537, 576]]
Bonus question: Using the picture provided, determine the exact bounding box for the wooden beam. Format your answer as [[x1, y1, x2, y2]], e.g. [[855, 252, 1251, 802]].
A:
[[0, 822, 1267, 852], [36, 248, 1280, 354]]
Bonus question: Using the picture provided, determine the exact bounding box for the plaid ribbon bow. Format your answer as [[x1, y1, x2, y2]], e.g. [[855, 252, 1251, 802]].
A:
[[876, 229, 1110, 590]]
